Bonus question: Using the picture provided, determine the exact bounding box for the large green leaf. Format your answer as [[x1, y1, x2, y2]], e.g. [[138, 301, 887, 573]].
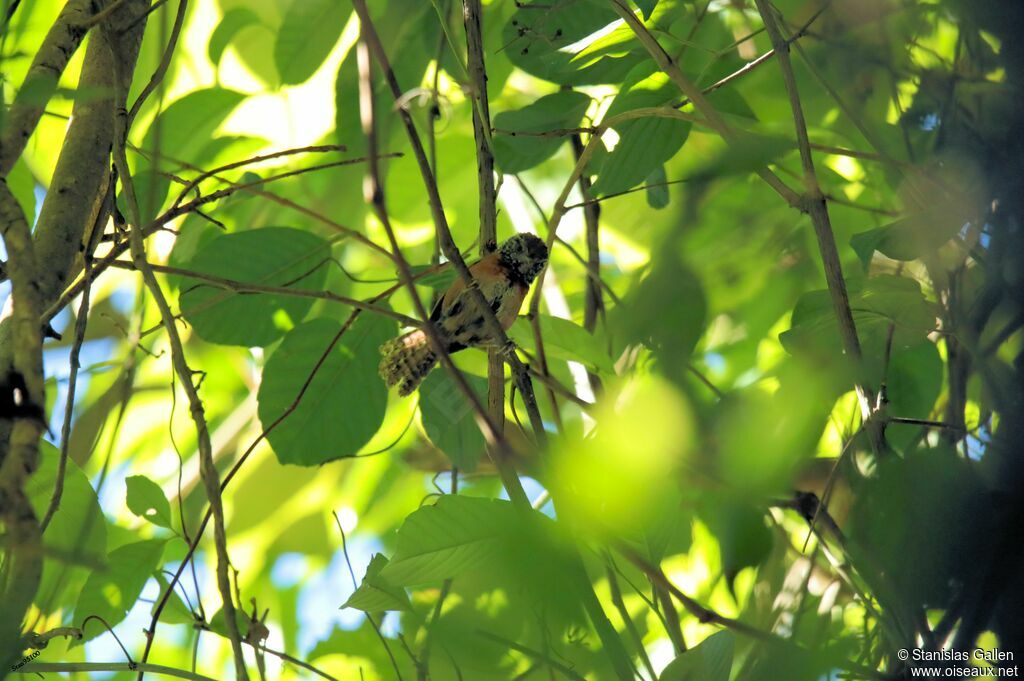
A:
[[660, 630, 735, 681], [492, 91, 591, 173], [507, 314, 615, 373], [257, 315, 394, 466], [125, 475, 173, 529], [780, 275, 938, 364], [342, 554, 412, 612], [275, 0, 349, 85], [178, 227, 331, 347], [73, 539, 167, 644], [139, 88, 246, 167], [591, 116, 691, 196], [613, 251, 706, 380], [419, 370, 488, 473], [208, 8, 262, 67], [380, 496, 548, 586], [26, 443, 107, 615], [501, 0, 639, 85], [850, 212, 962, 268]]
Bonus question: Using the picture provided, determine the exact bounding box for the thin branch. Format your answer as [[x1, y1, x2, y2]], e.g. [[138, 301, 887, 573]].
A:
[[352, 0, 549, 452], [40, 255, 92, 531], [0, 180, 46, 675], [106, 259, 422, 327], [474, 631, 587, 681], [752, 0, 886, 455], [334, 513, 405, 681], [604, 562, 657, 680], [463, 0, 507, 455], [127, 0, 187, 125], [0, 0, 95, 176], [107, 39, 248, 681], [608, 0, 801, 209], [353, 5, 532, 509], [16, 662, 217, 681]]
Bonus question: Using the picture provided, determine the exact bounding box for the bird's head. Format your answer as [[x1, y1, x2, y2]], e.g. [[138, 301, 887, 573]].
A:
[[497, 233, 548, 285]]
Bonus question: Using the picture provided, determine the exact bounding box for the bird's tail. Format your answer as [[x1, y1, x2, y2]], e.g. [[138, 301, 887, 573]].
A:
[[378, 330, 438, 396]]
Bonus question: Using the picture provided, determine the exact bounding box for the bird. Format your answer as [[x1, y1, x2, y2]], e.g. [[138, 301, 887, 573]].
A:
[[379, 233, 548, 396]]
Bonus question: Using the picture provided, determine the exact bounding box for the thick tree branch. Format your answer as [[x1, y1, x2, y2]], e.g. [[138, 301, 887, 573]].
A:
[[0, 181, 46, 672], [0, 0, 98, 176]]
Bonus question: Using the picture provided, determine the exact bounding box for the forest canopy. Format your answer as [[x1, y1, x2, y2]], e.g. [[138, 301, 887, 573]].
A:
[[1, 0, 1022, 679]]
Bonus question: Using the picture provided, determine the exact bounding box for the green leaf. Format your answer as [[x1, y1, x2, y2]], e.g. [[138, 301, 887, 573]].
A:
[[257, 315, 394, 466], [208, 8, 261, 67], [74, 539, 167, 644], [179, 227, 331, 347], [700, 499, 772, 580], [780, 275, 938, 361], [26, 443, 107, 615], [381, 496, 534, 585], [850, 212, 961, 267], [492, 91, 591, 173], [635, 0, 658, 20], [686, 131, 793, 180], [591, 115, 691, 196], [125, 475, 173, 529], [502, 1, 640, 86], [140, 88, 246, 168], [275, 0, 349, 85], [342, 554, 412, 612], [507, 314, 615, 374], [419, 370, 488, 473], [660, 630, 735, 681], [614, 253, 706, 380]]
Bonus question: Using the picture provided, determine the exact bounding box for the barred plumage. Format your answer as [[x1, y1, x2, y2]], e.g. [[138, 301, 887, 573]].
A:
[[378, 330, 437, 396], [377, 233, 548, 396]]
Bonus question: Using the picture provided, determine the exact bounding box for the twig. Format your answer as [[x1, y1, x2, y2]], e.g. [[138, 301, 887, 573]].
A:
[[168, 144, 348, 211], [474, 630, 587, 681], [353, 8, 532, 508], [106, 259, 422, 327], [334, 512, 406, 681], [140, 269, 443, 661], [106, 39, 248, 681], [127, 0, 187, 125], [352, 0, 549, 451], [17, 661, 214, 681], [40, 255, 92, 531], [752, 0, 886, 455]]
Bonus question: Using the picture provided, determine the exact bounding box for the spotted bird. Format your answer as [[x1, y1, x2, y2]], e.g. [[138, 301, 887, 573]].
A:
[[378, 233, 548, 396]]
